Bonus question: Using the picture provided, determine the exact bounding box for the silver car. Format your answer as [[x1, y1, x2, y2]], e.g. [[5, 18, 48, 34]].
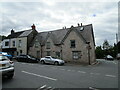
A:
[[40, 56, 65, 65], [0, 54, 14, 79]]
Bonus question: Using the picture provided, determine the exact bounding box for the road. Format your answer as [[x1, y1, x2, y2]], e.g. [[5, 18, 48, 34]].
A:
[[2, 59, 118, 89]]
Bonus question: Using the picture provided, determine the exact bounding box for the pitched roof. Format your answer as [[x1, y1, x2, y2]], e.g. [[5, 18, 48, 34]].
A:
[[5, 29, 33, 39], [32, 24, 95, 46], [6, 31, 24, 39], [18, 29, 33, 37]]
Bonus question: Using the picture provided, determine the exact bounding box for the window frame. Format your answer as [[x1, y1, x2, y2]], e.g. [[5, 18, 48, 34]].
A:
[[72, 51, 81, 60], [46, 42, 51, 49], [70, 40, 76, 48], [5, 41, 9, 46], [12, 41, 15, 47], [18, 40, 22, 47]]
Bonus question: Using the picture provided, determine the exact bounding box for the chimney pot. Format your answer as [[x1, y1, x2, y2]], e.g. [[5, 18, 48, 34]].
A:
[[11, 29, 14, 34], [31, 24, 36, 30], [81, 23, 82, 26], [78, 23, 80, 26]]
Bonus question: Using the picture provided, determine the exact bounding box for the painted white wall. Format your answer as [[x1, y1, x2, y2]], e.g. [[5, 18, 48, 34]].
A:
[[2, 39, 10, 48]]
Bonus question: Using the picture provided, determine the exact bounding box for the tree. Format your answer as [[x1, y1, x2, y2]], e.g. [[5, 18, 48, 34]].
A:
[[95, 46, 104, 59], [0, 35, 6, 41], [103, 39, 110, 50]]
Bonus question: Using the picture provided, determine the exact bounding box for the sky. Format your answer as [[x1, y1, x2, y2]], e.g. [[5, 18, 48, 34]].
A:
[[0, 0, 119, 46]]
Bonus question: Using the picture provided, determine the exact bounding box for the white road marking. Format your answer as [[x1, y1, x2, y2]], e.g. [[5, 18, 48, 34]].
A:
[[67, 70, 71, 71], [78, 71, 86, 73], [40, 85, 47, 89], [22, 71, 57, 81], [90, 73, 100, 75], [28, 64, 34, 65], [21, 63, 26, 64], [105, 75, 116, 78], [51, 67, 57, 69], [60, 69, 65, 70]]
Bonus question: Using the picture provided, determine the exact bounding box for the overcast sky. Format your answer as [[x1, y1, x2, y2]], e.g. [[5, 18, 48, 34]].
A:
[[0, 0, 119, 46]]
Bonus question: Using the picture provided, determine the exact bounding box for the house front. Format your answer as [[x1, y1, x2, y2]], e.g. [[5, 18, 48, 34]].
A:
[[2, 24, 38, 56], [29, 23, 96, 65]]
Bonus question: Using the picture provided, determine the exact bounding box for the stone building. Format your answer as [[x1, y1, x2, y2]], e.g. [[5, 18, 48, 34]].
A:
[[29, 23, 96, 65], [2, 24, 38, 56]]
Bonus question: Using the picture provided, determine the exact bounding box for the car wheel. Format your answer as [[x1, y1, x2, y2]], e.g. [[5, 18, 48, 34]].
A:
[[7, 73, 14, 79], [41, 60, 45, 64], [54, 61, 59, 65]]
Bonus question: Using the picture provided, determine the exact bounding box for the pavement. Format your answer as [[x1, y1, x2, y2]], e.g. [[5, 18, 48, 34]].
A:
[[2, 59, 118, 89]]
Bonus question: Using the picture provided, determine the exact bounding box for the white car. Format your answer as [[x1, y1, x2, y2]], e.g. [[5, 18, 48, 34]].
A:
[[0, 54, 14, 79], [40, 56, 65, 65]]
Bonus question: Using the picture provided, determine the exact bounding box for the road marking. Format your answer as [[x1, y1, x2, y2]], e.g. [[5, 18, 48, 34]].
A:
[[67, 70, 71, 71], [40, 85, 47, 89], [21, 63, 27, 64], [28, 64, 34, 65], [105, 75, 116, 78], [60, 68, 65, 70], [78, 71, 86, 73], [22, 71, 57, 81], [90, 73, 100, 75], [51, 67, 57, 69]]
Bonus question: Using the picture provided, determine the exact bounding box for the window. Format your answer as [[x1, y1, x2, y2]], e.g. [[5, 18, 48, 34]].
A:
[[46, 51, 50, 56], [35, 40, 39, 48], [5, 41, 9, 46], [56, 52, 60, 58], [12, 41, 15, 47], [72, 51, 81, 60], [46, 42, 50, 49], [20, 50, 22, 55], [18, 40, 22, 47], [70, 40, 75, 48]]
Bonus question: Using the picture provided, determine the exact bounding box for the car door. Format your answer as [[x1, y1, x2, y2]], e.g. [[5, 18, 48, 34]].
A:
[[45, 57, 51, 64]]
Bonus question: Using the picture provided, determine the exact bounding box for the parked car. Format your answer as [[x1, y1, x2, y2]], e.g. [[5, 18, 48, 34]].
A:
[[117, 53, 120, 60], [105, 55, 114, 60], [0, 52, 13, 60], [40, 56, 65, 65], [16, 54, 39, 63], [0, 54, 14, 79]]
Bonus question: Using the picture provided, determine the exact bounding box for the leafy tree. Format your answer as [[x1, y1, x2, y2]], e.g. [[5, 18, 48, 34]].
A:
[[95, 46, 104, 59], [103, 39, 110, 50], [0, 35, 6, 41]]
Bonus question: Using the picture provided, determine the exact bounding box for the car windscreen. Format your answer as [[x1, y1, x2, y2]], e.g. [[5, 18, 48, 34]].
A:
[[0, 56, 9, 61], [0, 52, 8, 55]]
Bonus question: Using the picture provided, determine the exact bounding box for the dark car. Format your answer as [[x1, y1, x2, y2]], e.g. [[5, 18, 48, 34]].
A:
[[16, 55, 39, 63]]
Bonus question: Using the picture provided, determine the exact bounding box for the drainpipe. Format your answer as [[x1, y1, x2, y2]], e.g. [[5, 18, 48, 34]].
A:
[[87, 42, 91, 65], [60, 45, 62, 60], [40, 44, 42, 58]]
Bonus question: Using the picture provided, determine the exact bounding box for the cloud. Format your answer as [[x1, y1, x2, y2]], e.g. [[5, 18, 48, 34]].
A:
[[0, 1, 118, 46]]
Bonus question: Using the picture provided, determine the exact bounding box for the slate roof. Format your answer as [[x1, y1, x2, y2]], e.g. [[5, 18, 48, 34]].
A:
[[18, 29, 33, 37], [6, 31, 24, 39], [31, 24, 95, 46], [5, 29, 33, 39]]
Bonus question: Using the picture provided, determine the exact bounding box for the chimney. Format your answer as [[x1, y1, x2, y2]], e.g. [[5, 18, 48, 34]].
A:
[[81, 23, 82, 26], [11, 29, 14, 34], [31, 24, 36, 30], [78, 23, 80, 26], [71, 25, 74, 28]]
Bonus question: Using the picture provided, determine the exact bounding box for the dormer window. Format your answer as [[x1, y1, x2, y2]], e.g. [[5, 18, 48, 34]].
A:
[[80, 26, 84, 31]]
